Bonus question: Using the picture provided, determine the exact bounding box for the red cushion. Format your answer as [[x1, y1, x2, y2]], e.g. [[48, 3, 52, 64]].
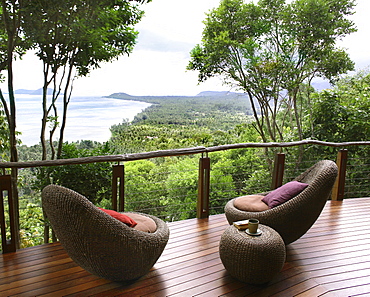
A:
[[262, 181, 309, 208], [98, 208, 137, 227]]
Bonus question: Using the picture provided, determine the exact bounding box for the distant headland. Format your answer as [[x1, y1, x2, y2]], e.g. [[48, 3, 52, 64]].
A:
[[107, 91, 249, 100]]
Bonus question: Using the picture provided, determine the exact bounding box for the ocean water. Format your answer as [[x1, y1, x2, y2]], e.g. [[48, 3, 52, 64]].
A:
[[12, 95, 151, 146]]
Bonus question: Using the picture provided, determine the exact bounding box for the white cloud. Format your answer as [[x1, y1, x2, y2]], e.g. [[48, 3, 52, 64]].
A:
[[74, 51, 227, 96], [337, 0, 370, 70], [73, 0, 226, 96]]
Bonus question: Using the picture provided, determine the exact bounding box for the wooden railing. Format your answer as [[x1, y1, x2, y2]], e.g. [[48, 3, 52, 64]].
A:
[[0, 140, 367, 169], [0, 175, 16, 253], [0, 140, 369, 253]]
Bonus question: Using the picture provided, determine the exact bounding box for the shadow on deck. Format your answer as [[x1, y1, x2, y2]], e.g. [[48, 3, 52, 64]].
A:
[[1, 198, 370, 296]]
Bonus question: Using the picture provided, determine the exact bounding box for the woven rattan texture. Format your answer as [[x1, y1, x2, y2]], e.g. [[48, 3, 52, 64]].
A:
[[42, 185, 170, 282], [219, 224, 286, 284], [224, 160, 338, 244]]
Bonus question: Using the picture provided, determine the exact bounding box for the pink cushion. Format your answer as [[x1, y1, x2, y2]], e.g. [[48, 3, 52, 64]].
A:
[[234, 195, 269, 212], [124, 213, 157, 233], [262, 181, 309, 208], [98, 208, 137, 227]]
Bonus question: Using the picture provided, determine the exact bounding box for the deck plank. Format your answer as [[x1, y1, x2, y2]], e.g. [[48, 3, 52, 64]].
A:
[[0, 197, 370, 296]]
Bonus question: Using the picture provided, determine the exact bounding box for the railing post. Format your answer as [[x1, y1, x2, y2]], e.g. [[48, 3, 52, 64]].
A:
[[112, 164, 125, 212], [197, 156, 210, 219], [271, 153, 285, 190], [332, 149, 348, 201], [0, 175, 16, 253]]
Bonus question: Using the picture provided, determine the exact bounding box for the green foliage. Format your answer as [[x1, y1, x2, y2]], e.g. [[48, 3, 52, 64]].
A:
[[242, 167, 271, 195], [210, 147, 269, 209], [124, 159, 166, 215], [0, 106, 10, 160], [19, 202, 44, 248], [297, 71, 370, 199], [165, 157, 199, 221], [111, 123, 213, 153], [188, 0, 356, 143], [33, 142, 115, 204], [0, 195, 44, 249], [0, 0, 29, 72], [308, 71, 370, 142]]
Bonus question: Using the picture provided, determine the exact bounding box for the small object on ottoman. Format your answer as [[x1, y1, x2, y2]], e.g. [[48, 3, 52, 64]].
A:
[[233, 219, 250, 230], [219, 224, 286, 284]]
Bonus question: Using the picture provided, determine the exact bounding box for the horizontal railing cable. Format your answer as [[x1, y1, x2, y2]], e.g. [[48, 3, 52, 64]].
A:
[[0, 140, 369, 169]]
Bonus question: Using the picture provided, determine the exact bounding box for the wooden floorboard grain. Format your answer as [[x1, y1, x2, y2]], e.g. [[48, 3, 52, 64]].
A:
[[1, 197, 370, 296]]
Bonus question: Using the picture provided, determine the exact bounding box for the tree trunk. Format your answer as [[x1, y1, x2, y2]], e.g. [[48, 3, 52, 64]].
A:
[[7, 55, 20, 249], [41, 72, 49, 160], [57, 61, 75, 159]]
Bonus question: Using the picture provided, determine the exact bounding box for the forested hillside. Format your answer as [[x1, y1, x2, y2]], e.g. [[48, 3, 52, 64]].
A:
[[108, 91, 254, 127], [107, 92, 257, 153]]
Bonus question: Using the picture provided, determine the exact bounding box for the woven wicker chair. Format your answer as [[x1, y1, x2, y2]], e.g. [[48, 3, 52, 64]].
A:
[[224, 160, 338, 245], [42, 184, 170, 282]]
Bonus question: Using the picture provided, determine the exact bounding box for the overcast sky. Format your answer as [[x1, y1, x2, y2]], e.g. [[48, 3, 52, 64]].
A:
[[6, 0, 370, 97]]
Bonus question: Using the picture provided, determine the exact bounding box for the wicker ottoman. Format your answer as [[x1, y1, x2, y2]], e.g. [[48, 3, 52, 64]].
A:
[[219, 224, 286, 284]]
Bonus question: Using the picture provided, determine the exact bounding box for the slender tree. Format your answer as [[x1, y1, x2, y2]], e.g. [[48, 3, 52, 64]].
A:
[[22, 0, 151, 159], [0, 0, 24, 161], [0, 0, 29, 247], [187, 0, 357, 143]]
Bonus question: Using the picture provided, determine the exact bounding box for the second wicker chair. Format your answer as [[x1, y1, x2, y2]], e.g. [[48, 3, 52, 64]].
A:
[[224, 160, 338, 245]]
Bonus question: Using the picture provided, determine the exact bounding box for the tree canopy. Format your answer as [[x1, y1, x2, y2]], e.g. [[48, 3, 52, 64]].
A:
[[308, 70, 370, 143], [187, 0, 357, 143]]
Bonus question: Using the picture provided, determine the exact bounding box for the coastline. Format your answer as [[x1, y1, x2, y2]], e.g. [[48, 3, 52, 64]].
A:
[[15, 95, 151, 146]]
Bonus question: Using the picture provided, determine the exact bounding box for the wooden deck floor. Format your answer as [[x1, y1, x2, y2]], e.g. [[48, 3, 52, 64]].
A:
[[1, 198, 370, 296]]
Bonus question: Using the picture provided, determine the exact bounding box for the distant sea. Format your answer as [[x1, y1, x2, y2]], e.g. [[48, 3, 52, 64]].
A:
[[12, 95, 151, 146]]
